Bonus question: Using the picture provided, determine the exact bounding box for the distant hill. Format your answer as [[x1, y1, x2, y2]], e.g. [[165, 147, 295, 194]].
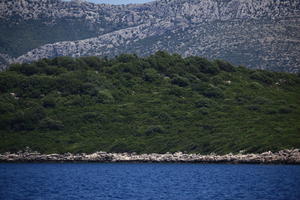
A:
[[0, 0, 299, 72], [0, 53, 299, 154]]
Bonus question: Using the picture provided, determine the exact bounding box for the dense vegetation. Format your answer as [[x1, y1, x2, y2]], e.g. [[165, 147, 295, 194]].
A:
[[0, 52, 299, 154]]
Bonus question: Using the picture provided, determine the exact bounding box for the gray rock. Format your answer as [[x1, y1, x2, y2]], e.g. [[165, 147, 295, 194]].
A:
[[1, 0, 300, 72], [1, 149, 300, 164]]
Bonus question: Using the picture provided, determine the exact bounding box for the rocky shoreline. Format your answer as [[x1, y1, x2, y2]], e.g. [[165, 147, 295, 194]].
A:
[[1, 149, 300, 164]]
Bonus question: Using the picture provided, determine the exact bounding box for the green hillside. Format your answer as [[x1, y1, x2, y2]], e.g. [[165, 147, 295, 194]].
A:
[[0, 52, 299, 154]]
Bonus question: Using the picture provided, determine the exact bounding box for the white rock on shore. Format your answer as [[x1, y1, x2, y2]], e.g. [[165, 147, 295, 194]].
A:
[[0, 149, 299, 164]]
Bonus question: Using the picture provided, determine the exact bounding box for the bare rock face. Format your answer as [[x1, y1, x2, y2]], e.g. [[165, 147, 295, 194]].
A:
[[1, 0, 300, 72]]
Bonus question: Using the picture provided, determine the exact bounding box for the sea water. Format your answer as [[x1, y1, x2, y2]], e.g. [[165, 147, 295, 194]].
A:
[[0, 163, 300, 200]]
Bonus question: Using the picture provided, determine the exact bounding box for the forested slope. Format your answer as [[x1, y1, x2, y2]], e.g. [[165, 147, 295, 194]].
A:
[[0, 52, 299, 154]]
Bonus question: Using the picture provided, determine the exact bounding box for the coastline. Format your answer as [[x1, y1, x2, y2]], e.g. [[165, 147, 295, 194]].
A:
[[1, 149, 300, 164]]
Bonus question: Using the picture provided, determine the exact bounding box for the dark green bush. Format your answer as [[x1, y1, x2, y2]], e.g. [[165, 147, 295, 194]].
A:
[[247, 105, 260, 111], [109, 140, 131, 153], [250, 71, 274, 84], [81, 112, 100, 122], [44, 66, 66, 75], [235, 95, 249, 105], [195, 98, 214, 108], [215, 60, 236, 72], [42, 96, 56, 108], [145, 125, 165, 136], [116, 54, 138, 63], [53, 56, 86, 71], [143, 68, 160, 83], [198, 108, 209, 115], [157, 112, 171, 122], [0, 72, 20, 92], [211, 76, 223, 85], [55, 76, 84, 95], [79, 56, 105, 70], [278, 107, 292, 114], [171, 75, 189, 87], [96, 90, 114, 104], [8, 106, 46, 131], [39, 118, 64, 130], [202, 87, 224, 98], [0, 102, 15, 113], [168, 87, 184, 97], [253, 97, 270, 105], [265, 108, 277, 114], [191, 82, 210, 93], [10, 63, 40, 76]]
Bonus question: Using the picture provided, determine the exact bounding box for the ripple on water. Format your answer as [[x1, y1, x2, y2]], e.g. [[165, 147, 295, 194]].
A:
[[0, 163, 300, 200]]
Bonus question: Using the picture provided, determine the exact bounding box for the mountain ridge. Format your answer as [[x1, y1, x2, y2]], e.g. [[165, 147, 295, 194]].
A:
[[1, 0, 300, 72]]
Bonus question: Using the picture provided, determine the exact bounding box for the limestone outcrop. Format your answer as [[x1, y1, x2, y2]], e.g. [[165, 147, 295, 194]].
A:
[[1, 0, 300, 72], [1, 149, 300, 164]]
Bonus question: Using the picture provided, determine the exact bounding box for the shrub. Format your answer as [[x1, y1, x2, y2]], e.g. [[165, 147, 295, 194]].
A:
[[0, 72, 20, 92], [278, 107, 292, 114], [195, 98, 214, 108], [53, 56, 84, 71], [42, 96, 56, 108], [201, 64, 220, 75], [201, 124, 215, 132], [82, 112, 97, 121], [44, 66, 66, 75], [0, 102, 15, 113], [202, 87, 224, 98], [96, 90, 114, 104], [246, 105, 260, 111], [250, 71, 274, 84], [168, 87, 184, 97], [82, 83, 97, 96], [9, 106, 46, 131], [39, 118, 64, 130], [67, 95, 91, 107], [157, 112, 171, 122], [171, 75, 189, 87], [235, 95, 250, 105], [145, 125, 165, 136], [265, 108, 277, 115], [185, 56, 219, 74], [253, 97, 270, 105], [55, 76, 84, 95], [249, 82, 263, 89], [116, 54, 138, 63], [215, 60, 236, 72], [10, 63, 40, 76], [191, 82, 210, 92], [211, 76, 223, 85], [121, 63, 139, 74], [79, 56, 104, 70], [199, 108, 209, 115], [143, 68, 160, 82], [110, 140, 131, 153]]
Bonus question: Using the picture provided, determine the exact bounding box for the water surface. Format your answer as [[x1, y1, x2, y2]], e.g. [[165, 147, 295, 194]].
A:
[[0, 163, 300, 200]]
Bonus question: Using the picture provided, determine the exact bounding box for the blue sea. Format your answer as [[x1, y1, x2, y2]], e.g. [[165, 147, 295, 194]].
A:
[[0, 163, 300, 200]]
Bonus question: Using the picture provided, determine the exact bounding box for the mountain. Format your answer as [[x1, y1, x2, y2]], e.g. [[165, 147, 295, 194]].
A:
[[0, 53, 300, 154], [0, 0, 299, 72]]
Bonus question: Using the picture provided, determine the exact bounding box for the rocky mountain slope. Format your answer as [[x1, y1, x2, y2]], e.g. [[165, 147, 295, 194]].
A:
[[0, 0, 300, 72]]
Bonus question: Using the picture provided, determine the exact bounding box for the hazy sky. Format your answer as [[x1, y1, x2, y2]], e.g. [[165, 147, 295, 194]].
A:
[[67, 0, 154, 4]]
